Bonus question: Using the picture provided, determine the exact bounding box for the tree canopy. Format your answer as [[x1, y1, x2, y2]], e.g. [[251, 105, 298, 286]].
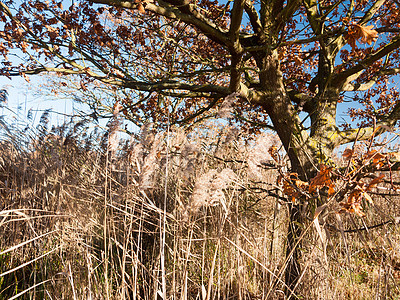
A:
[[1, 0, 400, 176]]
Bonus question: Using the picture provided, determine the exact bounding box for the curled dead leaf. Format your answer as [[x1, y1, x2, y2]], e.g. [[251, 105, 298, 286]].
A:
[[309, 164, 335, 196], [346, 23, 378, 49], [268, 145, 279, 162], [342, 148, 354, 161], [278, 173, 309, 203], [137, 3, 145, 14]]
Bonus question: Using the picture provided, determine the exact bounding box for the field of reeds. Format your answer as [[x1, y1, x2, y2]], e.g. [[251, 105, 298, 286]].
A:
[[0, 111, 400, 299]]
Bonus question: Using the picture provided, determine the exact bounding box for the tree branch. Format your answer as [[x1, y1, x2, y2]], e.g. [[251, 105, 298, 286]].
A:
[[244, 0, 263, 35], [229, 0, 245, 39], [343, 68, 400, 92], [238, 82, 266, 104], [89, 0, 230, 46], [327, 219, 399, 234], [172, 96, 220, 124], [274, 0, 301, 34], [228, 0, 245, 91], [334, 34, 400, 86], [337, 101, 400, 145], [304, 0, 321, 35], [359, 0, 386, 26], [287, 89, 313, 113], [122, 80, 230, 95]]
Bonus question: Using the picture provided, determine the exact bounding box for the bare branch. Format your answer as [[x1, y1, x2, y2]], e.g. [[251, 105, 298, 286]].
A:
[[173, 97, 220, 124], [274, 0, 301, 33], [343, 68, 400, 91], [359, 0, 386, 26], [229, 0, 245, 40], [334, 34, 400, 86], [337, 102, 400, 145], [303, 0, 321, 34], [123, 80, 230, 95], [159, 90, 224, 98], [376, 27, 400, 33], [244, 0, 262, 35]]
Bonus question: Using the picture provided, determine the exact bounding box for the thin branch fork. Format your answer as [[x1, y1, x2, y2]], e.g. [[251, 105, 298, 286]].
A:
[[326, 218, 400, 233]]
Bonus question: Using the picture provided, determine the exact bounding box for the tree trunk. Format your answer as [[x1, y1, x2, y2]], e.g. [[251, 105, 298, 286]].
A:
[[254, 50, 340, 295], [285, 203, 302, 294]]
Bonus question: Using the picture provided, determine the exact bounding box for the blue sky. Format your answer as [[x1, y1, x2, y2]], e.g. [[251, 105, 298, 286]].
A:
[[0, 75, 78, 128]]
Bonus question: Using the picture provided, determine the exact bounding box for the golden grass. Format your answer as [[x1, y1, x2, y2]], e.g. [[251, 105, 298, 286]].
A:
[[0, 117, 399, 299]]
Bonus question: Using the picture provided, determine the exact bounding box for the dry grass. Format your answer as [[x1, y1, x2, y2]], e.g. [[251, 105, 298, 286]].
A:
[[0, 115, 399, 299]]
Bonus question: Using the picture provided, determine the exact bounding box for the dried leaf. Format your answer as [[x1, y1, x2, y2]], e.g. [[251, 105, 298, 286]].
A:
[[137, 3, 145, 14], [21, 72, 30, 83], [358, 24, 379, 45], [268, 145, 279, 162], [389, 152, 400, 161], [294, 56, 303, 66], [342, 148, 354, 161], [362, 191, 373, 204], [365, 150, 386, 167], [309, 164, 334, 195], [352, 202, 366, 217], [80, 81, 87, 91], [346, 23, 378, 49], [365, 174, 384, 191], [328, 185, 335, 196], [278, 47, 286, 60], [279, 173, 308, 203], [339, 201, 366, 217]]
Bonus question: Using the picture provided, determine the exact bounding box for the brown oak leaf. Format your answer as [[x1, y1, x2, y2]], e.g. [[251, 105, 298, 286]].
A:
[[347, 24, 378, 49], [309, 164, 335, 196]]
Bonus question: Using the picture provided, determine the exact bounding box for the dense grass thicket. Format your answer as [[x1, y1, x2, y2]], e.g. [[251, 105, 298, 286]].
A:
[[0, 113, 400, 299]]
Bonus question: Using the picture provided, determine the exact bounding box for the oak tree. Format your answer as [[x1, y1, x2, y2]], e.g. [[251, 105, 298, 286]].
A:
[[1, 0, 400, 289]]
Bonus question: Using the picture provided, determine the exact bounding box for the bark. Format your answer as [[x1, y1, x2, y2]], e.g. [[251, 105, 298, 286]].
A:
[[252, 52, 311, 293], [285, 203, 302, 294], [251, 50, 343, 294]]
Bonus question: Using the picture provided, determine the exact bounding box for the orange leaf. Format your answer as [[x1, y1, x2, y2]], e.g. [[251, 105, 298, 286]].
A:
[[339, 201, 366, 217], [278, 47, 286, 60], [346, 24, 378, 49], [351, 203, 366, 217], [21, 72, 30, 83], [137, 3, 145, 14], [328, 185, 335, 196], [278, 173, 308, 203], [347, 187, 362, 204], [365, 174, 384, 191], [358, 24, 378, 45], [294, 56, 303, 66], [268, 146, 279, 162], [364, 150, 386, 167], [309, 164, 334, 195]]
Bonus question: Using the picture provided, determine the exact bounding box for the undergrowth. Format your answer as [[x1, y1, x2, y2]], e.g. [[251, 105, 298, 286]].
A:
[[0, 114, 399, 299]]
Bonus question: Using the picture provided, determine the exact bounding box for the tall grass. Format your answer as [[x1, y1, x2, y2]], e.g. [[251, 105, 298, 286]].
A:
[[0, 114, 399, 299]]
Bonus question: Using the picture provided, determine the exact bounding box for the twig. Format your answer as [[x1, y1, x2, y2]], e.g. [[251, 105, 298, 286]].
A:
[[326, 218, 399, 233]]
